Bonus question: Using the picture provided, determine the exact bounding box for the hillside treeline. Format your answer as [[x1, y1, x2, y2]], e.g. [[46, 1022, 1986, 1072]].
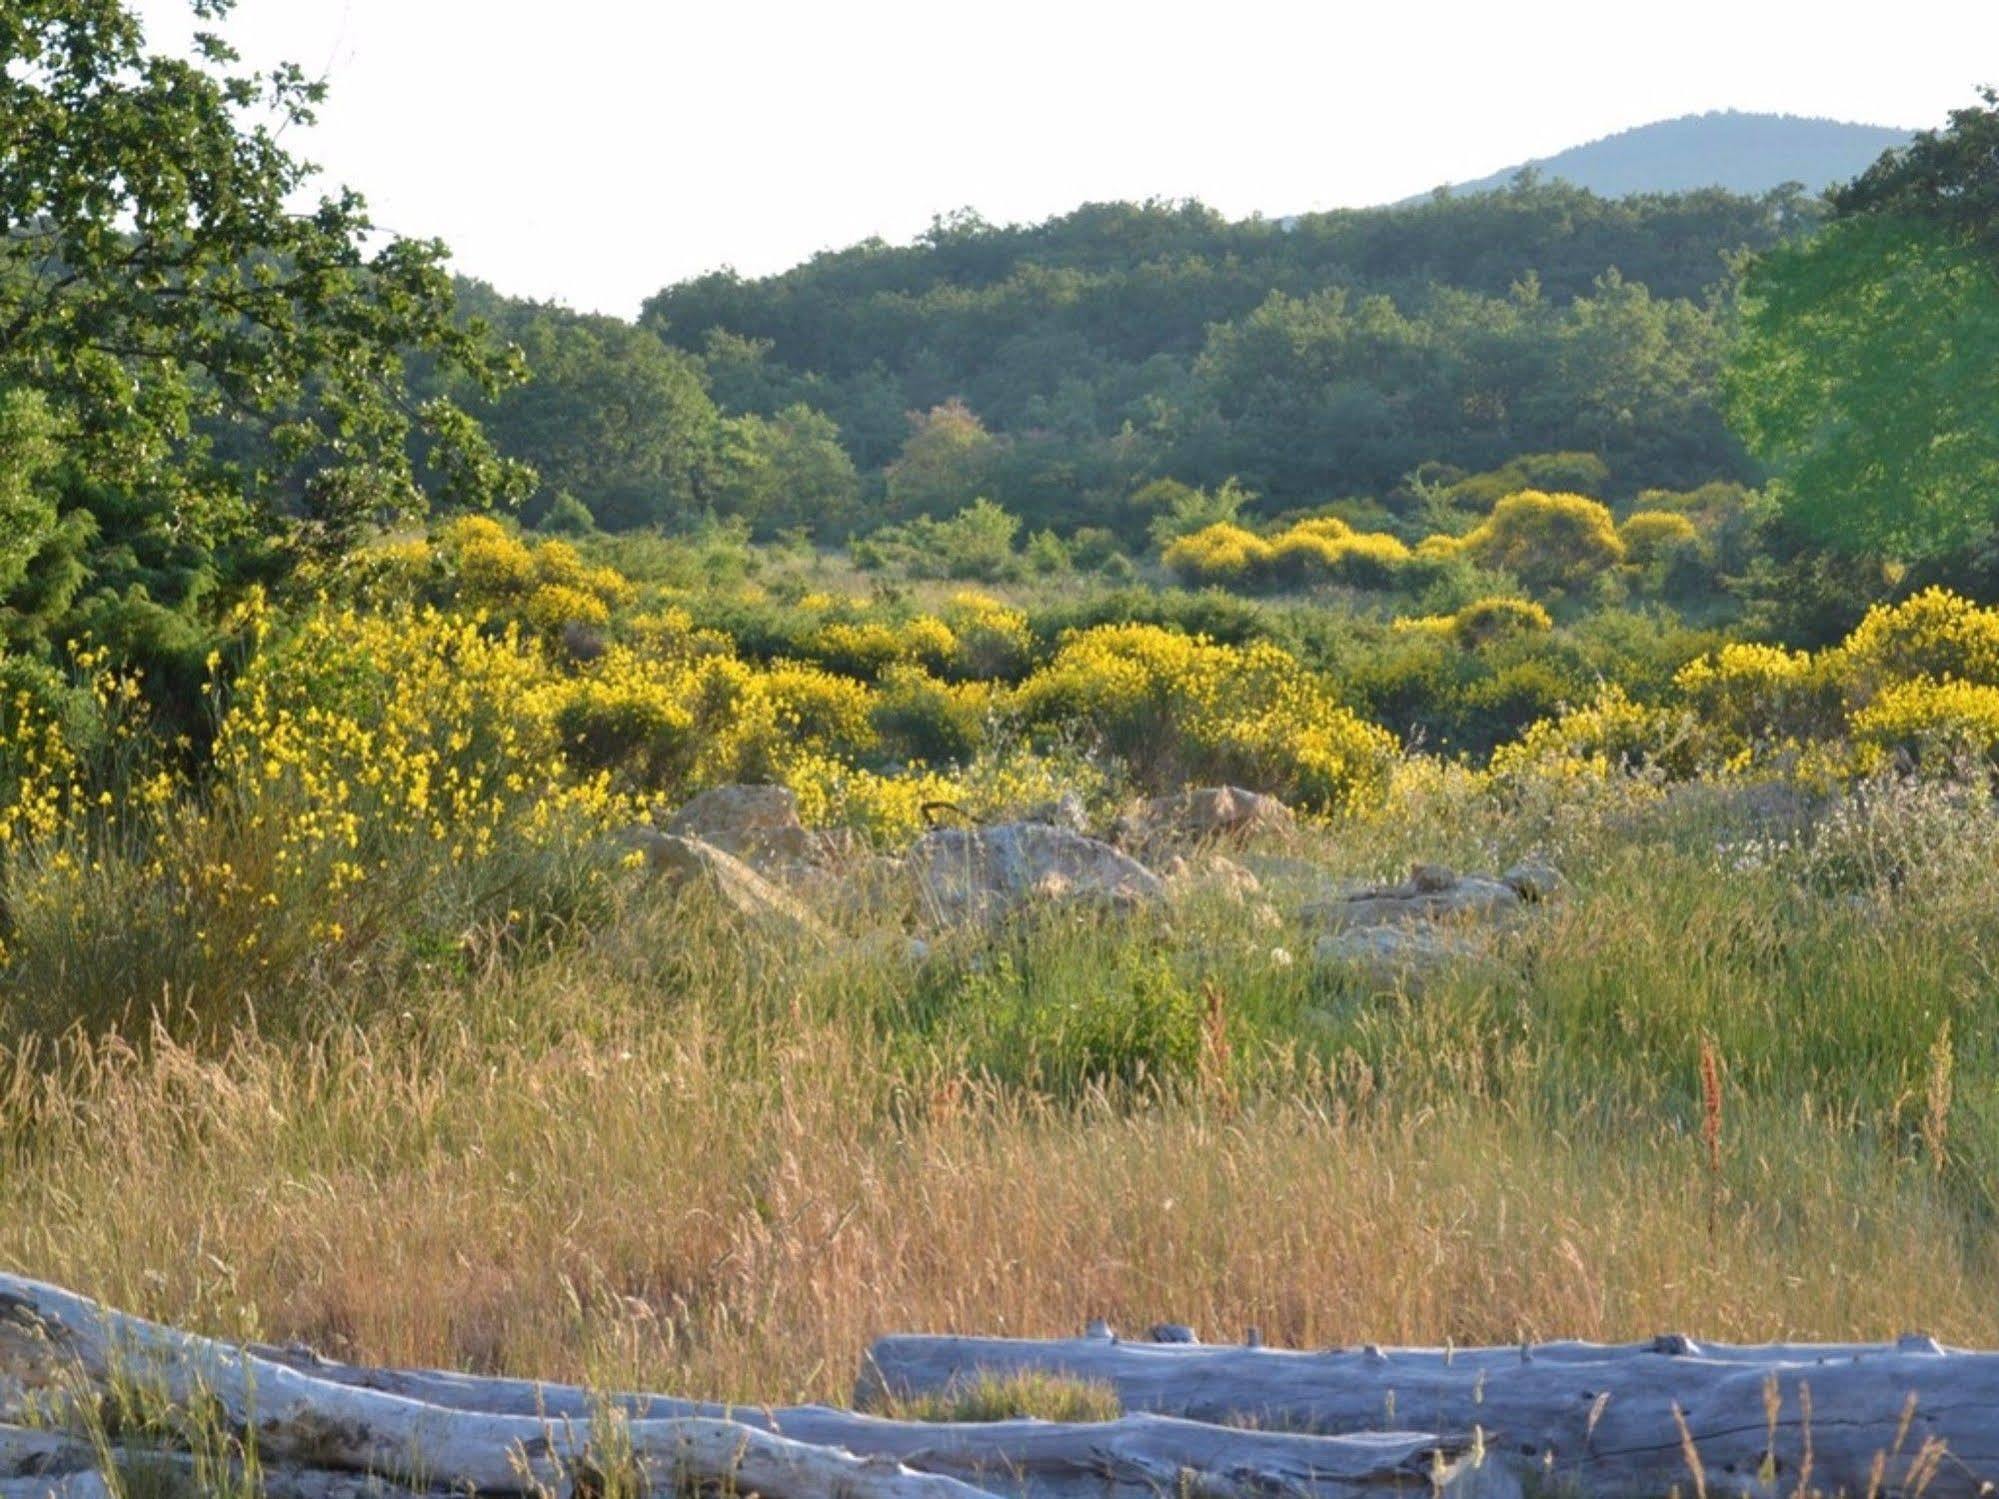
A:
[[443, 184, 1815, 537]]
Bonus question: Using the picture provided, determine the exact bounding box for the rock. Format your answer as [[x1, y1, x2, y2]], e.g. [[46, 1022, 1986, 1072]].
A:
[[1163, 851, 1262, 904], [1501, 860, 1564, 902], [1314, 925, 1484, 975], [628, 829, 832, 941], [909, 822, 1166, 927], [1017, 791, 1089, 833], [1149, 1323, 1199, 1344], [1299, 860, 1561, 979], [1410, 862, 1457, 893], [664, 784, 826, 871], [1117, 785, 1295, 848], [1301, 871, 1523, 933]]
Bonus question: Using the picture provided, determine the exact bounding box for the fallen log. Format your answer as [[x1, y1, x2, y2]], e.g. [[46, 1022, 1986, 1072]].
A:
[[0, 1275, 990, 1499], [0, 1277, 1504, 1498], [0, 1423, 417, 1499], [861, 1330, 1999, 1497], [250, 1344, 1507, 1498]]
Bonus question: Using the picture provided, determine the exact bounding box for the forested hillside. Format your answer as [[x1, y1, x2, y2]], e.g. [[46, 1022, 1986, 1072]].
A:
[[440, 184, 1818, 540]]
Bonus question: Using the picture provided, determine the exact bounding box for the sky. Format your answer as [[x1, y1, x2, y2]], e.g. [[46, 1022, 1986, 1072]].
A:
[[135, 0, 1999, 317]]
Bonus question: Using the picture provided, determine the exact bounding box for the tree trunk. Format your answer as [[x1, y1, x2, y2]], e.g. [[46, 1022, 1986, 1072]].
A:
[[0, 1276, 1504, 1498], [0, 1275, 988, 1499], [861, 1330, 1995, 1497], [247, 1342, 1505, 1498]]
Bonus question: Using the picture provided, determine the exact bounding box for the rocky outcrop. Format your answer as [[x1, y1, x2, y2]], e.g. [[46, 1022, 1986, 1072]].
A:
[[1117, 785, 1295, 848], [1302, 861, 1563, 979], [910, 822, 1166, 926], [1160, 851, 1263, 904], [627, 828, 832, 941], [663, 783, 827, 872]]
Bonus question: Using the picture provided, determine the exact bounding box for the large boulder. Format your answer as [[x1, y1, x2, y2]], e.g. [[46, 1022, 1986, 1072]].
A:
[[1302, 861, 1562, 981], [1313, 924, 1485, 979], [909, 822, 1166, 927], [664, 784, 826, 872], [1116, 785, 1295, 849], [628, 829, 832, 942], [1301, 866, 1525, 933]]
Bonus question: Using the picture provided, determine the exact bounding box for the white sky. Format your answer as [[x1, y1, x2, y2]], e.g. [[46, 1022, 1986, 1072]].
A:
[[134, 0, 1999, 317]]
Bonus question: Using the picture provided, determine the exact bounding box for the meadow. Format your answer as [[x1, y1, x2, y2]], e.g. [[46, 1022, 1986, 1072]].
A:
[[4, 515, 1999, 1414]]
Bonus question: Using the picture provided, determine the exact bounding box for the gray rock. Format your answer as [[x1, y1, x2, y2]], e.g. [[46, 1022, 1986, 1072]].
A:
[[1018, 791, 1090, 833], [910, 822, 1165, 927], [1117, 785, 1296, 848], [1302, 874, 1522, 933], [1313, 924, 1483, 974], [1501, 860, 1564, 902], [627, 829, 832, 941], [664, 783, 827, 871]]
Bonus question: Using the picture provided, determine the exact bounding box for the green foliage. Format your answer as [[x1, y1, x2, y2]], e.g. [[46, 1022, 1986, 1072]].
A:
[[885, 401, 996, 521], [0, 388, 60, 594], [1727, 217, 1999, 558], [0, 0, 531, 549], [711, 403, 862, 537], [1728, 93, 1999, 560], [452, 289, 717, 532]]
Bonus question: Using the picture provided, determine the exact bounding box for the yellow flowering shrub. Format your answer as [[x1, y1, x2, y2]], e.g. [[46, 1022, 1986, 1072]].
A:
[[1487, 684, 1690, 782], [1451, 596, 1553, 648], [871, 665, 990, 764], [1009, 623, 1394, 812], [1619, 509, 1699, 565], [1162, 524, 1272, 584], [1672, 643, 1836, 753], [1830, 587, 1999, 697], [807, 616, 960, 678], [440, 517, 631, 635], [1460, 490, 1625, 593], [1851, 679, 1999, 765], [1168, 519, 1410, 591], [214, 604, 617, 869], [943, 592, 1034, 679]]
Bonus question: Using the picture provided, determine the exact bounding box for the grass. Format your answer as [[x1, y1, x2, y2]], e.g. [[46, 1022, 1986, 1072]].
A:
[[879, 1373, 1124, 1424], [1, 769, 1998, 1414]]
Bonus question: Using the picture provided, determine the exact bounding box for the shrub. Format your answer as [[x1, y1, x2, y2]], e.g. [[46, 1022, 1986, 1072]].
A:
[[1832, 587, 1999, 697], [871, 666, 989, 765], [943, 593, 1034, 680], [1452, 597, 1553, 649], [1673, 643, 1838, 752], [1619, 509, 1700, 566], [1162, 523, 1271, 585], [1010, 623, 1394, 812], [1460, 490, 1625, 594], [1851, 679, 1999, 766]]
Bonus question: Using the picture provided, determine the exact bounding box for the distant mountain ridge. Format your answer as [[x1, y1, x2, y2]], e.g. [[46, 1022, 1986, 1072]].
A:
[[1420, 111, 1913, 202]]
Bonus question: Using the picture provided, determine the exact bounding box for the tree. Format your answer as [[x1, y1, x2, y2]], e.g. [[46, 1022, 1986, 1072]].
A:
[[463, 296, 718, 531], [883, 401, 996, 519], [1726, 91, 1999, 558], [0, 0, 531, 555], [711, 404, 861, 536], [0, 390, 60, 594]]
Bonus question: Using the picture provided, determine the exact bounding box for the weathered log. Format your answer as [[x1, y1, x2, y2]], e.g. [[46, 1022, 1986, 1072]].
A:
[[0, 1275, 990, 1499], [0, 1424, 417, 1499], [862, 1331, 1999, 1497], [251, 1345, 1509, 1498]]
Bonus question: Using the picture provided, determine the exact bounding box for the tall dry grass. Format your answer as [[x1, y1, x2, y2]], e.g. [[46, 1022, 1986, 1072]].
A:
[[4, 771, 1999, 1404]]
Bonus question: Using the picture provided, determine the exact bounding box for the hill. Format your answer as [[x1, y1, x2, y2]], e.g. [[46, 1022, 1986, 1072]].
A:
[[1432, 111, 1912, 200]]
